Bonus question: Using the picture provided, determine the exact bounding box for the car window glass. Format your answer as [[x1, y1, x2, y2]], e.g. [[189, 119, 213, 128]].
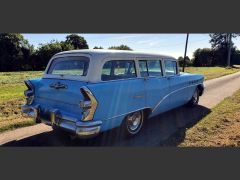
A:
[[48, 56, 89, 76], [139, 60, 148, 77], [147, 60, 162, 76], [164, 60, 177, 76], [101, 60, 136, 81]]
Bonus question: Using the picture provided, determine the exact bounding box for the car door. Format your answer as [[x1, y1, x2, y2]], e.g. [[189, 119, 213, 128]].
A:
[[163, 59, 190, 108], [138, 59, 171, 118]]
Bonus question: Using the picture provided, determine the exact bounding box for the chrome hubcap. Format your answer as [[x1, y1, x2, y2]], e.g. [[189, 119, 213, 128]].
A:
[[127, 111, 142, 132]]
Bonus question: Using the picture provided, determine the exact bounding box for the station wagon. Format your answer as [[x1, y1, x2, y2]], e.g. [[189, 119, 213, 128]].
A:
[[22, 50, 204, 138]]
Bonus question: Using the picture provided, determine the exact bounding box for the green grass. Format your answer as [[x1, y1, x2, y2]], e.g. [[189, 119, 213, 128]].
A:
[[0, 71, 42, 102], [0, 71, 42, 85], [0, 85, 27, 102], [0, 71, 42, 132], [179, 89, 240, 147], [183, 66, 240, 81]]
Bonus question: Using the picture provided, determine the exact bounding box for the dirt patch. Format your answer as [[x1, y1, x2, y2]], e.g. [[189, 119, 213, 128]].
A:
[[0, 98, 35, 132]]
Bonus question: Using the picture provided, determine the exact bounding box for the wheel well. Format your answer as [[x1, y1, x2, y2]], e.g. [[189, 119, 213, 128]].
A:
[[142, 108, 152, 119], [197, 84, 204, 96]]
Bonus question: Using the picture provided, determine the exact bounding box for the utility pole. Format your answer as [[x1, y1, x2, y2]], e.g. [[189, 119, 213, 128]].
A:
[[227, 33, 232, 68], [182, 33, 189, 72]]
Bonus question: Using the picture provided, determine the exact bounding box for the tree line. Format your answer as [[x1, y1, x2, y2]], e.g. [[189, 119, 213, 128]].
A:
[[0, 33, 240, 72], [0, 33, 132, 72], [178, 33, 240, 67]]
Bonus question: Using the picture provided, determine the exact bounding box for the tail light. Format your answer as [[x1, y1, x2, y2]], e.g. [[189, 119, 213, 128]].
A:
[[80, 86, 98, 121], [24, 80, 35, 105]]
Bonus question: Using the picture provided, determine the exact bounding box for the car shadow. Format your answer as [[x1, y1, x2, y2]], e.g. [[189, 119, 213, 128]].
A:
[[2, 105, 211, 147]]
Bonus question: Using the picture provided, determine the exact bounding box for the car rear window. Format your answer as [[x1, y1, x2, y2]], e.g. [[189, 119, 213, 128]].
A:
[[101, 60, 136, 81], [47, 56, 89, 76]]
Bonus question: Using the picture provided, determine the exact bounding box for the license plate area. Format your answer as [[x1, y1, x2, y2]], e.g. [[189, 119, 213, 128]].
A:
[[40, 108, 61, 125]]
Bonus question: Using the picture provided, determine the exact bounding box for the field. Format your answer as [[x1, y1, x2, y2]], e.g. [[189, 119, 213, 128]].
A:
[[179, 89, 240, 147], [0, 66, 240, 133], [0, 71, 42, 132], [184, 66, 240, 80]]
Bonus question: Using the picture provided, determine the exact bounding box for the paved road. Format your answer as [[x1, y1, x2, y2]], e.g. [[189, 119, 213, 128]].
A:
[[1, 71, 240, 146]]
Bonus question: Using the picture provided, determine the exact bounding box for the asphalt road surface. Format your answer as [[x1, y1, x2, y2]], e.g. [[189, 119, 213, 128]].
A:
[[1, 71, 240, 146]]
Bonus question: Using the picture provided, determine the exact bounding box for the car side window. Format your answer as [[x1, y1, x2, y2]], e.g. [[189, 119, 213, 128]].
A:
[[139, 60, 162, 77], [164, 60, 177, 76], [147, 60, 162, 77], [139, 60, 148, 77], [101, 60, 136, 81]]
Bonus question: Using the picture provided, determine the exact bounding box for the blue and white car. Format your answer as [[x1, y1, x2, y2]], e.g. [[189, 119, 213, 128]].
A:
[[22, 50, 204, 138]]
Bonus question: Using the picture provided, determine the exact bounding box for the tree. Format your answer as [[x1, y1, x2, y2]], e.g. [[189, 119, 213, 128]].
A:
[[108, 45, 132, 50], [209, 33, 240, 66], [65, 34, 89, 49], [33, 40, 74, 70], [93, 46, 104, 49], [178, 56, 191, 67], [0, 33, 33, 71], [192, 48, 214, 67]]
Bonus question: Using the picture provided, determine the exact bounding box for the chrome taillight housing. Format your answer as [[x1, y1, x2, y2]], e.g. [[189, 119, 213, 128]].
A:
[[80, 86, 98, 121], [24, 80, 34, 105]]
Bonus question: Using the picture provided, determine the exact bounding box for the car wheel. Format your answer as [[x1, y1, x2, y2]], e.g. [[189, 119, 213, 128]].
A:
[[121, 110, 144, 138], [187, 88, 199, 107]]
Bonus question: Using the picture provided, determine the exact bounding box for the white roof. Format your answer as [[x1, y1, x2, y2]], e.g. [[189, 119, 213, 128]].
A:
[[54, 49, 176, 60]]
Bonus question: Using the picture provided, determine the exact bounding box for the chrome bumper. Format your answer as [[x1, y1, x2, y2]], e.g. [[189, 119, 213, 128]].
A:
[[22, 105, 102, 138]]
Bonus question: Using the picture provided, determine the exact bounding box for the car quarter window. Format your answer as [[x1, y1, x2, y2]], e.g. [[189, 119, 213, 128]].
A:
[[101, 60, 137, 81], [139, 60, 163, 77], [164, 60, 177, 76]]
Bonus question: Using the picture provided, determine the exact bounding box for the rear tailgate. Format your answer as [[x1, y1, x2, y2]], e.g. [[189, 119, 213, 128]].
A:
[[34, 78, 87, 115]]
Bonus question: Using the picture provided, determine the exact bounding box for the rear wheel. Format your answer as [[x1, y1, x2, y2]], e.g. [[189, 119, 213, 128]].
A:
[[121, 110, 144, 138], [187, 88, 199, 107]]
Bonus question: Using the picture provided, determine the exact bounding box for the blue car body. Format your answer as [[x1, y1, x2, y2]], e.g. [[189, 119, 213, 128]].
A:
[[22, 50, 204, 138]]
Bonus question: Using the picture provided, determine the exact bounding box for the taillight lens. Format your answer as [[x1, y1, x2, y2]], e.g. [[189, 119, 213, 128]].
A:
[[24, 80, 34, 105], [80, 87, 98, 121]]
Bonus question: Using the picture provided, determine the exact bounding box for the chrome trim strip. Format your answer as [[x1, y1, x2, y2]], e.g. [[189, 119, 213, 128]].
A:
[[152, 83, 201, 112], [107, 107, 152, 120]]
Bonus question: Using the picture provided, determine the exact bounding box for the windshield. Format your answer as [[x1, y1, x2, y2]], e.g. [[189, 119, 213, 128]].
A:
[[47, 56, 89, 76]]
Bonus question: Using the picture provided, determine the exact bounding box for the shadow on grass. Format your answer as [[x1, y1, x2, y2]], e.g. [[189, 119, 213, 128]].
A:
[[2, 105, 211, 147]]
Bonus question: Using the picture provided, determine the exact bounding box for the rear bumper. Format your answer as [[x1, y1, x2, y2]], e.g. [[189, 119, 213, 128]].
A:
[[22, 105, 102, 138]]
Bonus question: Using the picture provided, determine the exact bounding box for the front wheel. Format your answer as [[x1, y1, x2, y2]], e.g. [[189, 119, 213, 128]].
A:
[[121, 110, 144, 138], [187, 88, 199, 107]]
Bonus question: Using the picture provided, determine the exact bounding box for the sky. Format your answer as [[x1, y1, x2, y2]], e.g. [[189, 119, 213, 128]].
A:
[[22, 34, 240, 59]]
